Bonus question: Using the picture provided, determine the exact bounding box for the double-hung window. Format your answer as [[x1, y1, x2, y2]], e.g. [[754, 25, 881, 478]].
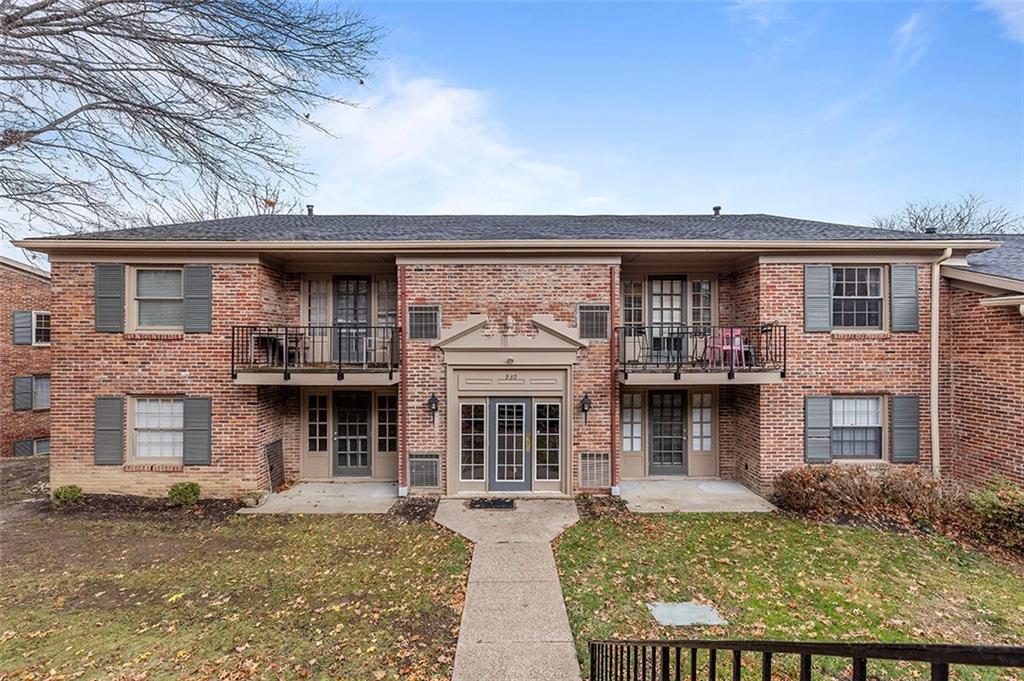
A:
[[14, 375, 49, 411], [32, 375, 50, 410], [33, 311, 51, 345], [832, 267, 882, 329], [134, 268, 184, 330], [132, 397, 184, 460], [831, 397, 882, 458]]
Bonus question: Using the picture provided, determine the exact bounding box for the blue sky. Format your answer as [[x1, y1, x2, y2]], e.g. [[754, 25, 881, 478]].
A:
[[291, 0, 1024, 224], [2, 1, 1022, 261]]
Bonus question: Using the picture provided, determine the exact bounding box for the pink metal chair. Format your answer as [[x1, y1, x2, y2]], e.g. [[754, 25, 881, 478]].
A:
[[709, 327, 747, 369]]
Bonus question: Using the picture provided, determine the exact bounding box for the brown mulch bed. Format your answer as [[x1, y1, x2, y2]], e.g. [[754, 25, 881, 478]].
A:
[[389, 495, 438, 523], [575, 493, 630, 520], [57, 493, 243, 522]]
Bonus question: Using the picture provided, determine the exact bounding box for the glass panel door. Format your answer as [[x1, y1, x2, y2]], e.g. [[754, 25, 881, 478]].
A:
[[333, 391, 370, 476], [649, 277, 686, 364], [649, 391, 687, 475], [333, 276, 370, 364], [488, 398, 532, 492]]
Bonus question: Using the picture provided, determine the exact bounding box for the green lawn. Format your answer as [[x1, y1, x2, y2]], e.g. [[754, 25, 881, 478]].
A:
[[555, 512, 1024, 680], [0, 511, 469, 680]]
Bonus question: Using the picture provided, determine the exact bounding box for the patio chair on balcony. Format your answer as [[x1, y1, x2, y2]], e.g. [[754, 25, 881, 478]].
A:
[[708, 327, 747, 370]]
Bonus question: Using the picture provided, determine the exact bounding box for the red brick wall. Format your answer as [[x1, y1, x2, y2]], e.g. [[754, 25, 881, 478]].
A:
[[943, 285, 1024, 486], [1, 263, 51, 457], [400, 263, 617, 491], [755, 263, 934, 494], [49, 262, 296, 497]]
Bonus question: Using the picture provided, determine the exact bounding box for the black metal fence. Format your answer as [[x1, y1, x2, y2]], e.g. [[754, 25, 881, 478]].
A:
[[588, 639, 1024, 681], [616, 324, 786, 378], [231, 325, 400, 379]]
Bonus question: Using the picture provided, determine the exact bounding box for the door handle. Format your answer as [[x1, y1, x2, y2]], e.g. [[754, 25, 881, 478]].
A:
[[525, 434, 532, 453]]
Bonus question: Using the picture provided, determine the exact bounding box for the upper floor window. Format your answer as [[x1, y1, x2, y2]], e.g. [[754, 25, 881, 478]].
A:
[[13, 374, 49, 411], [622, 280, 643, 334], [408, 305, 440, 340], [33, 311, 51, 345], [690, 280, 713, 330], [376, 278, 398, 327], [578, 304, 610, 340], [832, 267, 882, 329], [134, 268, 183, 330]]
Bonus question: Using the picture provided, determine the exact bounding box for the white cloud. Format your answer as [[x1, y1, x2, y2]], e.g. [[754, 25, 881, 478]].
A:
[[891, 13, 929, 72], [979, 0, 1024, 42], [729, 0, 787, 29], [295, 74, 604, 214]]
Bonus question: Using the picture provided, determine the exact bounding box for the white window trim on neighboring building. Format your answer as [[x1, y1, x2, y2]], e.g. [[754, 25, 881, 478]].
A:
[[33, 438, 50, 456], [32, 310, 51, 346]]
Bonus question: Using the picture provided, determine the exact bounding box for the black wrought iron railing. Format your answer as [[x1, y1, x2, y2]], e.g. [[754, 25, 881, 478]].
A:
[[616, 324, 786, 379], [588, 639, 1024, 681], [231, 325, 400, 380]]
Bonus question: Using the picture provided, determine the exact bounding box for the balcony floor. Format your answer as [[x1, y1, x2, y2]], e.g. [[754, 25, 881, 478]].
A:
[[233, 368, 400, 386], [618, 368, 783, 386]]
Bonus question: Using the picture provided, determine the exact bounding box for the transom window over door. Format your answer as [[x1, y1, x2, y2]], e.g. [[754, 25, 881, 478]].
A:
[[831, 397, 882, 458], [136, 269, 183, 329], [832, 267, 882, 329]]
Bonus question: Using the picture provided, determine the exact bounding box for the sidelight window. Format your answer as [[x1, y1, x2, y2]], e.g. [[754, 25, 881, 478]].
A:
[[460, 403, 485, 481], [535, 403, 561, 481]]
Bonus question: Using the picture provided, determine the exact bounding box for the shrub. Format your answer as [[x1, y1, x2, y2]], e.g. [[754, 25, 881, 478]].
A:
[[52, 484, 84, 506], [969, 477, 1024, 551], [774, 465, 1023, 556], [168, 482, 201, 507]]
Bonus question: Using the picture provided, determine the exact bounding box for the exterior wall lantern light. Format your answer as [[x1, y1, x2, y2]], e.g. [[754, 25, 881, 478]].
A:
[[427, 393, 439, 422], [580, 392, 592, 424]]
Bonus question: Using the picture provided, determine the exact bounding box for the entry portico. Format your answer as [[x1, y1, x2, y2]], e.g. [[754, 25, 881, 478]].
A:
[[437, 314, 586, 496]]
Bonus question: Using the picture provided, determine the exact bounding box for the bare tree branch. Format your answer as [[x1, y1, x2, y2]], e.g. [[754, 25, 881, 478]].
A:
[[0, 0, 381, 239], [873, 193, 1023, 235]]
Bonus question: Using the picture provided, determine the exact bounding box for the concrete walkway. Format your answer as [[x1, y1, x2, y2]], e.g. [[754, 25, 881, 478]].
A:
[[619, 479, 776, 513], [237, 481, 397, 514], [436, 499, 581, 681]]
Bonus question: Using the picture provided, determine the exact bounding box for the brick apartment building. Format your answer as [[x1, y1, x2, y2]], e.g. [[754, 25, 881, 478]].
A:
[[1, 255, 51, 458], [15, 214, 1024, 498]]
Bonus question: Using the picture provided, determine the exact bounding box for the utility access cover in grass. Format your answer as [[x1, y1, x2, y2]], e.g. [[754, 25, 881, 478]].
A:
[[647, 601, 728, 626]]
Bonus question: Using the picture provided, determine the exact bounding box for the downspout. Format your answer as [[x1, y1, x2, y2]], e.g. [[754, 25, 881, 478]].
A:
[[609, 264, 620, 496], [930, 248, 952, 478], [397, 264, 410, 497]]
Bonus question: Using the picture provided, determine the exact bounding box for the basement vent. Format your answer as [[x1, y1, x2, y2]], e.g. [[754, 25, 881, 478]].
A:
[[580, 452, 611, 489], [265, 439, 285, 491], [410, 452, 440, 488]]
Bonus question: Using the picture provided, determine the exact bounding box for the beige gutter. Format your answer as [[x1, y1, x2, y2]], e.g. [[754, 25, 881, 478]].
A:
[[979, 294, 1024, 318], [931, 247, 953, 478], [13, 237, 1002, 256]]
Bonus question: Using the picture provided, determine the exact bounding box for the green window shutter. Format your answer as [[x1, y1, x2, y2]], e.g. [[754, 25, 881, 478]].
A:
[[804, 396, 833, 462], [94, 264, 125, 333], [183, 397, 212, 465], [12, 311, 32, 344], [94, 396, 125, 465], [804, 265, 833, 332], [891, 395, 920, 463], [183, 265, 212, 333], [13, 376, 32, 411], [12, 439, 33, 457], [890, 265, 919, 332]]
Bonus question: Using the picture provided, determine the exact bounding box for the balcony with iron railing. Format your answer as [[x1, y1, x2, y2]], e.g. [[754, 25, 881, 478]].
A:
[[616, 324, 786, 384], [231, 325, 400, 385]]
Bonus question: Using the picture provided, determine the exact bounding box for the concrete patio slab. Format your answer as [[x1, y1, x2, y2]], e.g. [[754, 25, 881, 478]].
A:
[[237, 481, 397, 515], [647, 601, 728, 626], [436, 498, 581, 681], [620, 479, 775, 513], [435, 498, 578, 543]]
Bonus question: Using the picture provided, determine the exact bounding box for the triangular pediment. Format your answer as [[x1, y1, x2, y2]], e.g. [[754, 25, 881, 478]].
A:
[[434, 314, 588, 352]]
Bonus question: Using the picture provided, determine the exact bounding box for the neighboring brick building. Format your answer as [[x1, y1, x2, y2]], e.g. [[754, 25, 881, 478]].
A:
[[15, 215, 1022, 498], [1, 255, 51, 458], [940, 235, 1024, 487]]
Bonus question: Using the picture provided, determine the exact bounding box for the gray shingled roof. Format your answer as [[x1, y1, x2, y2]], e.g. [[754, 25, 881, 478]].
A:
[[955, 233, 1024, 283], [35, 213, 985, 242]]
